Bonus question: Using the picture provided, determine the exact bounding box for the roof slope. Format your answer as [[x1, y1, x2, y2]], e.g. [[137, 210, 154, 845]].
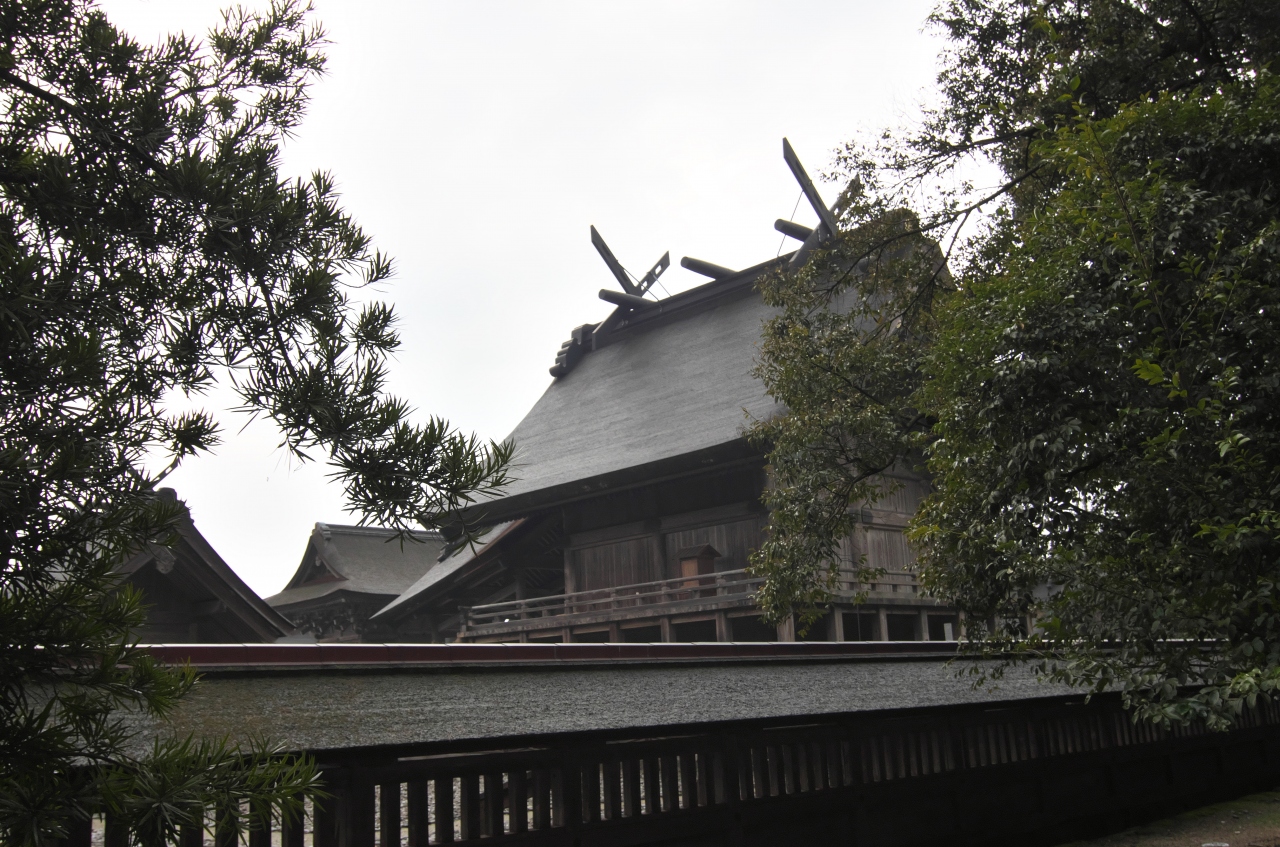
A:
[[476, 260, 785, 522], [266, 524, 443, 609], [374, 520, 522, 619], [118, 491, 295, 642]]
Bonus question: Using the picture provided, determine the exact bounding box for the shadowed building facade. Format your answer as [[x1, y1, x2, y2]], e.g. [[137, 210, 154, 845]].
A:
[[117, 492, 295, 643], [370, 251, 957, 644]]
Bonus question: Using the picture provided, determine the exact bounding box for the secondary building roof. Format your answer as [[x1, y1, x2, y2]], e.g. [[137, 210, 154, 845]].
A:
[[117, 492, 295, 642], [265, 523, 443, 610]]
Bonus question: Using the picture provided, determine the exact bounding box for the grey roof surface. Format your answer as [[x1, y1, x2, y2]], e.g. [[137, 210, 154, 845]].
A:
[[266, 524, 443, 607], [488, 275, 784, 510], [130, 659, 1068, 754]]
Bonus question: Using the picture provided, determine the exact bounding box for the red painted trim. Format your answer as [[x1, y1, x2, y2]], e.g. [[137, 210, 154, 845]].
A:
[[142, 640, 959, 669]]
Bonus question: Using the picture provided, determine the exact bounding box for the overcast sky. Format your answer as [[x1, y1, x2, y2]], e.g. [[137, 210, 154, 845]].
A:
[[100, 0, 948, 597]]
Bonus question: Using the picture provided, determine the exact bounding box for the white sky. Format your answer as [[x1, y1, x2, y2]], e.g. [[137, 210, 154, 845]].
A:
[[100, 0, 948, 597]]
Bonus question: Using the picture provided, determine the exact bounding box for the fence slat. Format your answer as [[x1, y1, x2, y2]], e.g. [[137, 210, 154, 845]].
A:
[[509, 769, 528, 834], [380, 782, 401, 847]]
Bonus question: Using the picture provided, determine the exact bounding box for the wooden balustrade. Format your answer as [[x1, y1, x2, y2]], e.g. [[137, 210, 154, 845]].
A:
[[459, 568, 922, 638], [62, 692, 1280, 846]]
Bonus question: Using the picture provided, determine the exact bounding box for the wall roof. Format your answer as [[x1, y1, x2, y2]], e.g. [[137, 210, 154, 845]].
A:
[[124, 653, 1066, 754]]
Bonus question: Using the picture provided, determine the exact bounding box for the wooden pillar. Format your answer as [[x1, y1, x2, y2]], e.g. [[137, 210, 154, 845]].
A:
[[831, 608, 845, 642], [659, 617, 672, 643], [715, 612, 730, 642], [919, 609, 931, 641], [563, 547, 575, 595], [608, 622, 621, 642], [877, 608, 890, 641], [650, 524, 666, 581], [957, 610, 967, 639]]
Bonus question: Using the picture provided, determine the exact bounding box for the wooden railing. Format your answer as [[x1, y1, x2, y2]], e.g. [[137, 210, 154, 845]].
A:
[[68, 691, 1280, 847], [459, 568, 922, 638]]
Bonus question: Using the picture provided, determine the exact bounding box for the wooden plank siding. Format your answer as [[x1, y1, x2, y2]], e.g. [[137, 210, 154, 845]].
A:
[[571, 536, 661, 593], [663, 516, 763, 578], [568, 507, 764, 593]]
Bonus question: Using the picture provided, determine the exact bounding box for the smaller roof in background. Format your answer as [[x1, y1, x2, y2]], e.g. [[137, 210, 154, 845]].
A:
[[266, 524, 443, 609]]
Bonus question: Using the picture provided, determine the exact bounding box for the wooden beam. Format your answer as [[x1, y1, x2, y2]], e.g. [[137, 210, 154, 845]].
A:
[[782, 138, 839, 237], [590, 225, 639, 295], [680, 256, 737, 280]]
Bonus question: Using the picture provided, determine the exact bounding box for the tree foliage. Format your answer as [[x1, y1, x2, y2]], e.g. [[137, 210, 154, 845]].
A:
[[751, 0, 1280, 727], [0, 1, 511, 843]]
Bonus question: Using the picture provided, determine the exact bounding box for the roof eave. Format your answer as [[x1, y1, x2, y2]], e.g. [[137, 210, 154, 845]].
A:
[[461, 438, 764, 529]]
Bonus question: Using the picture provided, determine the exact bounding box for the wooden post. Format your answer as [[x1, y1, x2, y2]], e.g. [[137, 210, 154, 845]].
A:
[[508, 769, 528, 834], [281, 796, 305, 847], [622, 759, 641, 818], [919, 609, 931, 641], [379, 783, 400, 847], [878, 608, 890, 641], [314, 793, 339, 847], [431, 778, 454, 844], [560, 760, 582, 835], [642, 757, 661, 815], [104, 815, 129, 847], [581, 762, 601, 823], [405, 780, 429, 847], [532, 769, 551, 831], [602, 761, 621, 820], [831, 609, 845, 642], [459, 775, 480, 841], [715, 612, 729, 642], [213, 804, 237, 847], [659, 617, 671, 643], [482, 772, 503, 837], [341, 783, 375, 847], [61, 817, 93, 847], [660, 755, 679, 812], [248, 811, 272, 847], [679, 754, 697, 809]]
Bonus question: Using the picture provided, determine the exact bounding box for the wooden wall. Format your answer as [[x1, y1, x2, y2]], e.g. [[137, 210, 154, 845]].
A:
[[561, 464, 930, 594], [568, 506, 765, 592]]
